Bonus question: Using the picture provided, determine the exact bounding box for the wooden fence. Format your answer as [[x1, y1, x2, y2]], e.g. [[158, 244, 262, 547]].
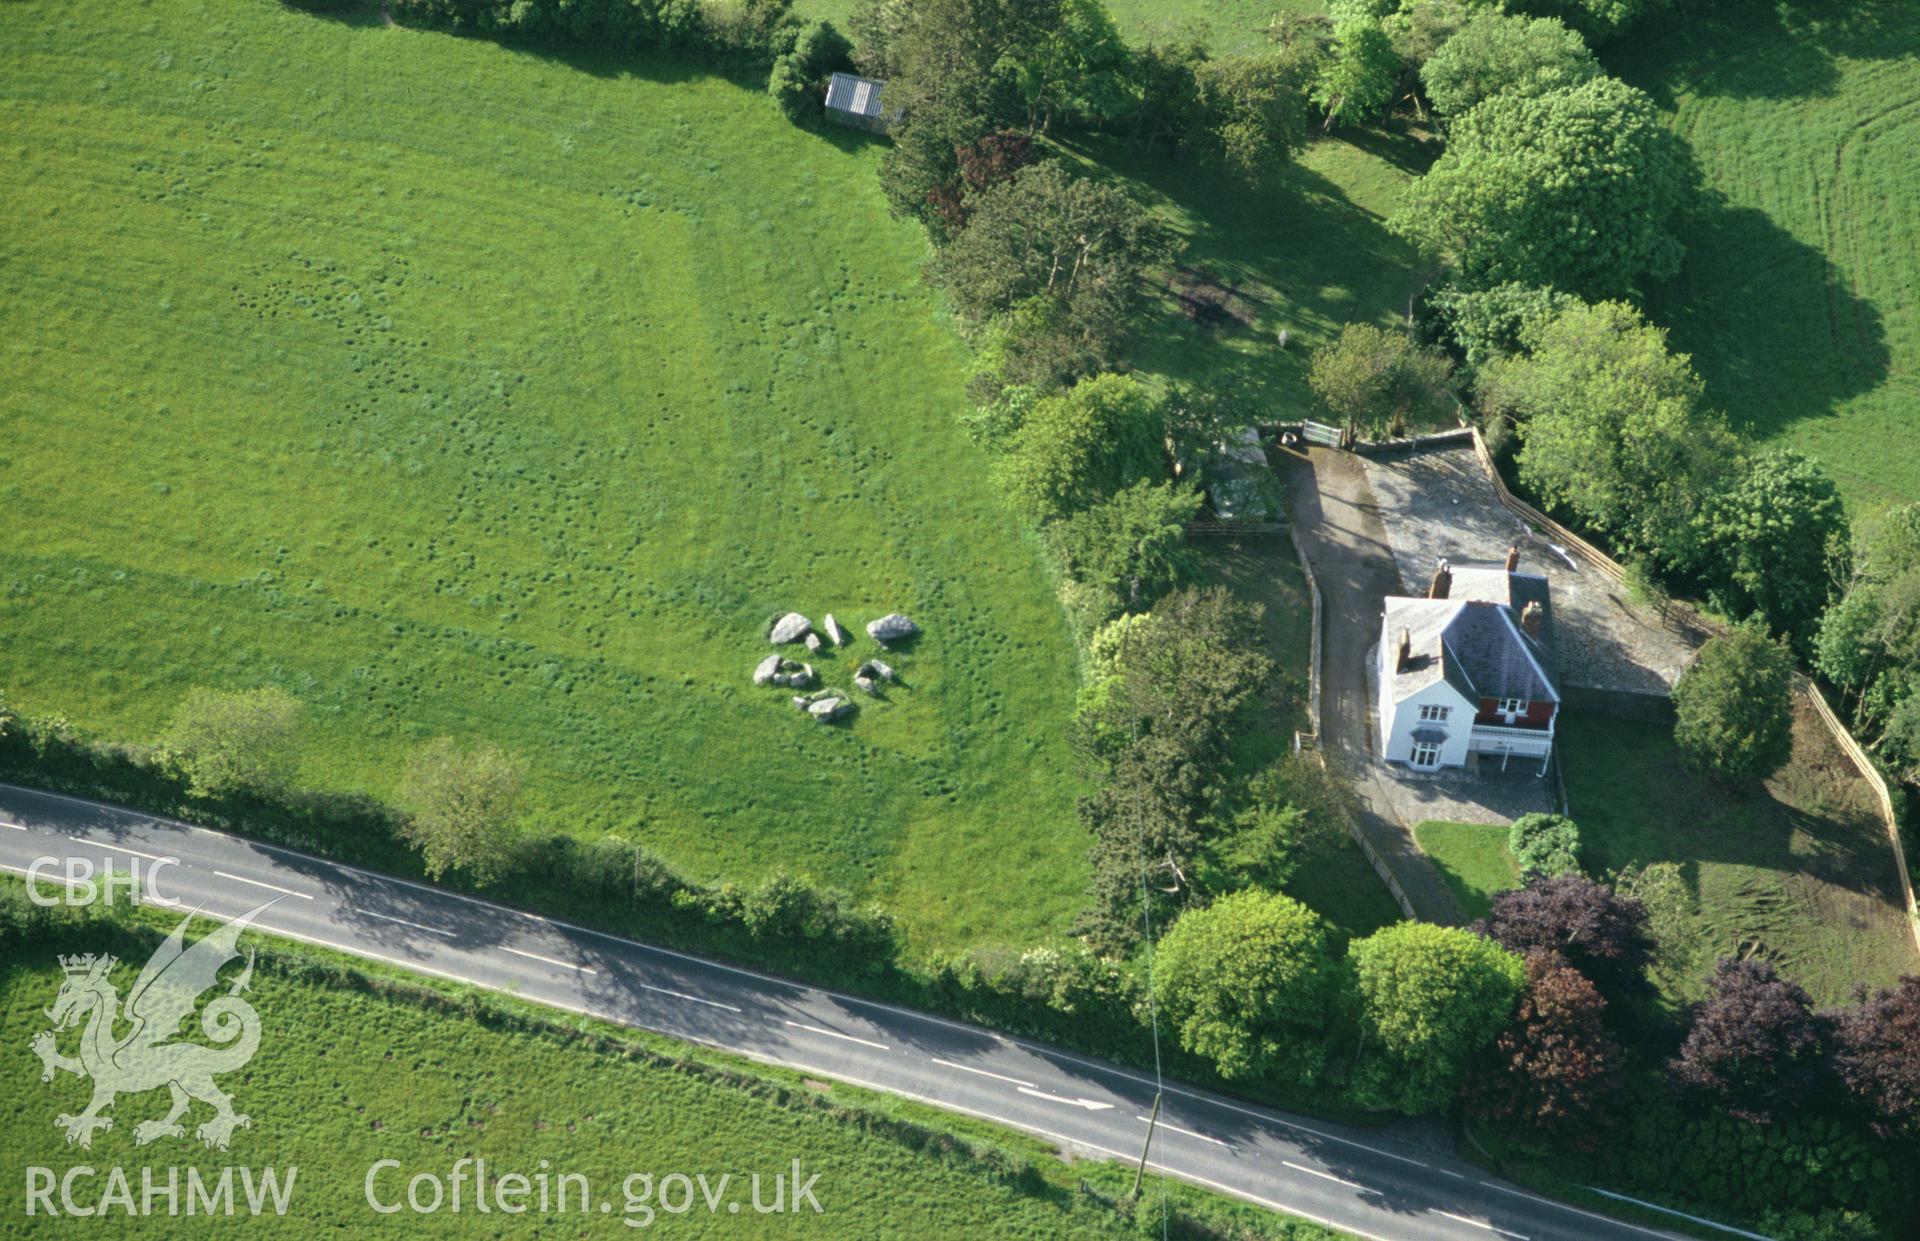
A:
[[1457, 428, 1920, 951]]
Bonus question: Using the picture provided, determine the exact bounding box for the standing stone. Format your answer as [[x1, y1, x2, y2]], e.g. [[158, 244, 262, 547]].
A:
[[752, 654, 782, 686], [769, 612, 812, 644], [866, 613, 919, 644], [823, 614, 849, 647]]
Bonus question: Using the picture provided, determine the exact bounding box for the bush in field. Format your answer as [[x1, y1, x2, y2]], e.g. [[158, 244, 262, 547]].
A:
[[1348, 922, 1524, 1114], [1672, 628, 1796, 782], [1506, 812, 1580, 878], [159, 686, 305, 799], [1152, 891, 1338, 1082], [398, 736, 527, 886]]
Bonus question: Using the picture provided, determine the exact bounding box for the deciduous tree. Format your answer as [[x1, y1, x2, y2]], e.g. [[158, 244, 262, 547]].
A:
[[1468, 949, 1624, 1149], [1312, 19, 1401, 128], [1420, 12, 1598, 116], [1671, 958, 1826, 1124], [398, 736, 528, 886], [1349, 922, 1524, 1114], [994, 372, 1166, 526], [1306, 322, 1456, 440], [1480, 873, 1653, 1001], [1827, 975, 1920, 1140], [159, 686, 305, 799], [1691, 450, 1848, 649]]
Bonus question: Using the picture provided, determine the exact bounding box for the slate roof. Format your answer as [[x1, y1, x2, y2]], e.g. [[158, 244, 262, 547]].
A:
[[1383, 570, 1558, 705]]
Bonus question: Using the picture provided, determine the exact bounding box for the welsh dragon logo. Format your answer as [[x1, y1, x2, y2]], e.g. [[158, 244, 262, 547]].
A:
[[30, 902, 272, 1150]]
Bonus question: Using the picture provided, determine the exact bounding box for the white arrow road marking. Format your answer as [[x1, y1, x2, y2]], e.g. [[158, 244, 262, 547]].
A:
[[1434, 1209, 1528, 1239], [1016, 1085, 1114, 1111], [930, 1058, 1036, 1089], [1139, 1116, 1231, 1149], [784, 1021, 890, 1051], [503, 946, 597, 974], [212, 871, 313, 899], [1283, 1161, 1364, 1190], [641, 983, 741, 1013], [357, 908, 455, 937]]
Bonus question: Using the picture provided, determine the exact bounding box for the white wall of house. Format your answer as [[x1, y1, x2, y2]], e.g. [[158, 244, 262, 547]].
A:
[[1377, 629, 1476, 768]]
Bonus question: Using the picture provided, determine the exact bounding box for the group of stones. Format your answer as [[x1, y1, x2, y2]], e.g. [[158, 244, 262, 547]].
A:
[[753, 611, 919, 724]]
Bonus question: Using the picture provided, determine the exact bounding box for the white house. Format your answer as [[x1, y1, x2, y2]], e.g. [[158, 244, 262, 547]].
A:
[[1377, 555, 1559, 774]]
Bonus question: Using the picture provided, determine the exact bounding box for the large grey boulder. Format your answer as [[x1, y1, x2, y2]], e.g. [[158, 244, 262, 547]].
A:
[[866, 613, 919, 644], [854, 659, 895, 695], [823, 614, 849, 647], [769, 612, 813, 644], [808, 696, 852, 723], [752, 654, 782, 686]]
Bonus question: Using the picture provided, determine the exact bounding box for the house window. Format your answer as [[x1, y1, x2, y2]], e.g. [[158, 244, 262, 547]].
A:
[[1498, 698, 1527, 715], [1418, 705, 1450, 722], [1411, 743, 1441, 768]]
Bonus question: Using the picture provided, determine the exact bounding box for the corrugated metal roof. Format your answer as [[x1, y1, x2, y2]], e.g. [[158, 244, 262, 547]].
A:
[[826, 73, 888, 118]]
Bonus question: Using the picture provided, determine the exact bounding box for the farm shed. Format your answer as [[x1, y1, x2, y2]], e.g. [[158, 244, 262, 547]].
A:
[[825, 73, 899, 133]]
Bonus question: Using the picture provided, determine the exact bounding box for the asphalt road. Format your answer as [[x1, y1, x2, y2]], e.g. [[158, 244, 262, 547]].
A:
[[0, 781, 1701, 1241]]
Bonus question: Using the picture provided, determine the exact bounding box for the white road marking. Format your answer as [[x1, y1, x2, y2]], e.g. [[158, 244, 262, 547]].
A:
[[1283, 1161, 1363, 1190], [1435, 1209, 1528, 1240], [357, 908, 455, 937], [1580, 1187, 1770, 1240], [1438, 1168, 1471, 1180], [1141, 1116, 1231, 1149], [1480, 1182, 1682, 1239], [3, 819, 25, 829], [503, 946, 596, 974], [0, 861, 72, 882], [929, 1058, 1036, 1089], [783, 1021, 890, 1051], [641, 983, 740, 1013], [1015, 1085, 1114, 1111], [212, 871, 312, 900], [88, 841, 172, 862]]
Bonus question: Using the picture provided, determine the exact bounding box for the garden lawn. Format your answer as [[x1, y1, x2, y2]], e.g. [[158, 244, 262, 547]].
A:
[[1614, 2, 1920, 512], [0, 931, 1350, 1239], [1558, 704, 1916, 1006], [1413, 820, 1518, 921], [0, 0, 1086, 952]]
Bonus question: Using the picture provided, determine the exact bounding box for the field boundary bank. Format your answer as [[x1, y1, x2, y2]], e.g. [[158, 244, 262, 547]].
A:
[[1448, 427, 1920, 953], [1288, 500, 1417, 922]]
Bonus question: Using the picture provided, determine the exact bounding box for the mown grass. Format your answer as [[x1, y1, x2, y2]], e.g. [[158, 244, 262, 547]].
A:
[[1559, 704, 1916, 1005], [1613, 1, 1920, 512], [1413, 820, 1518, 921], [0, 898, 1352, 1239], [0, 0, 1090, 952]]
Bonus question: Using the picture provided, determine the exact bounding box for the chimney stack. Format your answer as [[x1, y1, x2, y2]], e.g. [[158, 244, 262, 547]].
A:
[[1428, 560, 1452, 600], [1505, 544, 1519, 572], [1520, 601, 1543, 640], [1396, 628, 1412, 673]]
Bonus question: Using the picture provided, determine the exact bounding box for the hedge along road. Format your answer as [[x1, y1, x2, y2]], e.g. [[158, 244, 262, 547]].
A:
[[0, 781, 1696, 1241]]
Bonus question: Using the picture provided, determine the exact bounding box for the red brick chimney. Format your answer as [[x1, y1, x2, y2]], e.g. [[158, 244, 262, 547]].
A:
[[1396, 628, 1412, 673], [1505, 544, 1519, 572], [1520, 600, 1543, 640], [1428, 560, 1452, 600]]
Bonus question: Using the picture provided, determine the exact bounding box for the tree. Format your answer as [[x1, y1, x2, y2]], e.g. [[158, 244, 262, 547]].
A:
[[159, 686, 305, 799], [1004, 0, 1131, 133], [1691, 450, 1848, 649], [1047, 479, 1202, 618], [1153, 891, 1339, 1082], [768, 19, 854, 123], [1827, 975, 1920, 1140], [1672, 628, 1795, 783], [994, 373, 1166, 526], [1391, 77, 1695, 299], [1814, 502, 1920, 740], [1349, 922, 1525, 1114], [1419, 12, 1598, 117], [1480, 873, 1653, 1001], [1506, 0, 1666, 44], [1312, 19, 1401, 128], [1428, 281, 1575, 369], [1306, 322, 1456, 440], [1190, 50, 1318, 182], [1507, 812, 1580, 878], [398, 737, 528, 886], [1503, 300, 1736, 563], [1468, 949, 1624, 1150], [926, 161, 1177, 375], [1671, 958, 1826, 1124]]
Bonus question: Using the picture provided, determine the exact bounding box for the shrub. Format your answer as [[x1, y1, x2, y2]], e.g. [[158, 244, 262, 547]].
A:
[[1671, 958, 1826, 1124], [1672, 628, 1796, 782], [1480, 873, 1652, 1001], [397, 736, 527, 886], [1506, 812, 1580, 878], [158, 686, 305, 799], [767, 18, 852, 123]]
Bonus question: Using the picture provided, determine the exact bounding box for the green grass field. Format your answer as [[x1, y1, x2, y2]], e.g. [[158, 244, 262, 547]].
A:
[[1412, 820, 1519, 921], [1614, 2, 1920, 512], [1559, 705, 1916, 1005], [0, 0, 1092, 953], [789, 0, 1325, 55], [0, 914, 1349, 1238]]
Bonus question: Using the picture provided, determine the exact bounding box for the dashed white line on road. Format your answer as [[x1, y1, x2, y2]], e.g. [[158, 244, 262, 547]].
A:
[[3, 819, 25, 830], [1437, 1168, 1470, 1180], [641, 983, 741, 1013], [930, 1058, 1036, 1089], [1016, 1085, 1114, 1111], [1434, 1209, 1528, 1239], [357, 908, 455, 937], [783, 1021, 890, 1051], [1283, 1161, 1363, 1190], [212, 871, 312, 900], [88, 841, 173, 862], [0, 861, 66, 880], [503, 946, 596, 974], [1140, 1116, 1231, 1149]]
